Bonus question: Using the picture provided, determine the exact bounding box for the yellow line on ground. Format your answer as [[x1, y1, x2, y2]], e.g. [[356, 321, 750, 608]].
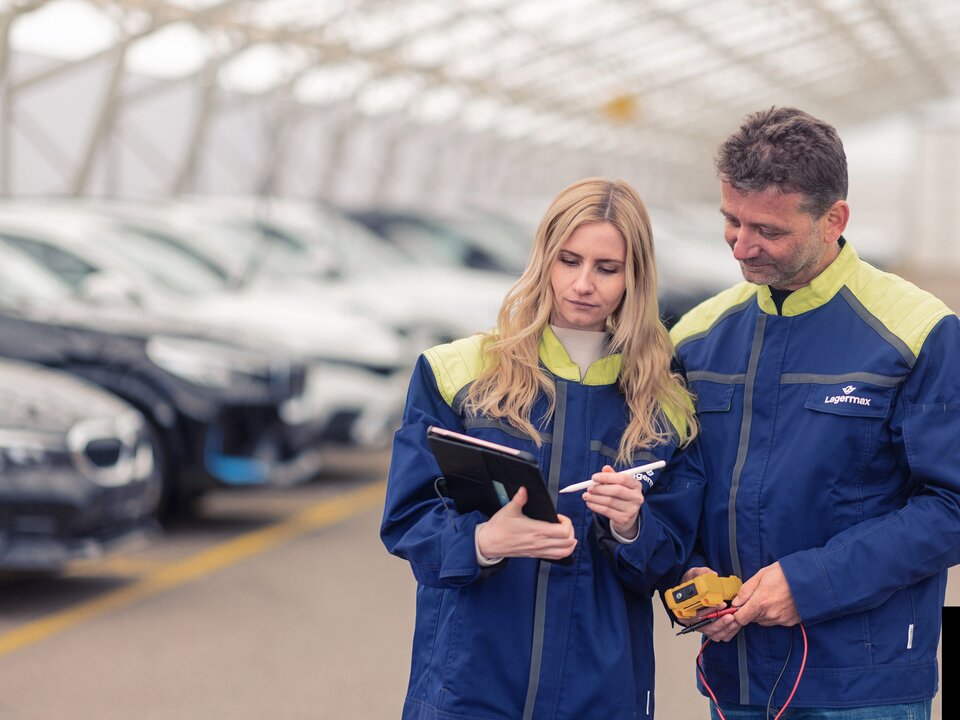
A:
[[0, 481, 386, 657]]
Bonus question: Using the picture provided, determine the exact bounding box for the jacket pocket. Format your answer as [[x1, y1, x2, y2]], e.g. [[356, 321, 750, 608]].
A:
[[801, 381, 896, 419], [691, 380, 736, 413]]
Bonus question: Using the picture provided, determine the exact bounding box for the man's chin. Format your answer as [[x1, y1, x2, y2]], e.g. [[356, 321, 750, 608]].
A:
[[740, 265, 778, 286]]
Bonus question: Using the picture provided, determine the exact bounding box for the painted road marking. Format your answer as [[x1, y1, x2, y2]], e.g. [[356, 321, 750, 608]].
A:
[[0, 481, 386, 657]]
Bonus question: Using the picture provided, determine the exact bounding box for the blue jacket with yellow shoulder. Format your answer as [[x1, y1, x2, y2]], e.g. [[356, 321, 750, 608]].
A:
[[381, 326, 706, 720], [670, 241, 960, 708]]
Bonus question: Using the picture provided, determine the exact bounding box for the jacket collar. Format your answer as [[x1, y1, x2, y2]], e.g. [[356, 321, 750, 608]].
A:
[[538, 325, 621, 386], [756, 240, 859, 317]]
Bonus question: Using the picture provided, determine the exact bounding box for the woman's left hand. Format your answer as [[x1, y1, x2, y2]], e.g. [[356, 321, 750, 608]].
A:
[[583, 464, 644, 538]]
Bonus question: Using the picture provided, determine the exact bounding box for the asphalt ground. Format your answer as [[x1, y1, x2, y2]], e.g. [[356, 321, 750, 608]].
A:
[[0, 448, 950, 719]]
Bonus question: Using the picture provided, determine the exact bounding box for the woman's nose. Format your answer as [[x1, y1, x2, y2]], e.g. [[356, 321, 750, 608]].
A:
[[572, 268, 594, 293]]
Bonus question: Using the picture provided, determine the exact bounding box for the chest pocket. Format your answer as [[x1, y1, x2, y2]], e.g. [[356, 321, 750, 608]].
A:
[[802, 380, 898, 419], [692, 381, 736, 413]]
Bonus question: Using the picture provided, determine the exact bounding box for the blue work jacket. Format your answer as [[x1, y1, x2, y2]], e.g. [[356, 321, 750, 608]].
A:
[[670, 241, 960, 708], [381, 327, 705, 720]]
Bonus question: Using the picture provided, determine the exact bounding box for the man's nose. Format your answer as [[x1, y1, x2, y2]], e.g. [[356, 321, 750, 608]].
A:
[[730, 228, 760, 260]]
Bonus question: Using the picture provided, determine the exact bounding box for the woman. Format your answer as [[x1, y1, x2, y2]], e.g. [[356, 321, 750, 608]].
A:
[[381, 178, 705, 720]]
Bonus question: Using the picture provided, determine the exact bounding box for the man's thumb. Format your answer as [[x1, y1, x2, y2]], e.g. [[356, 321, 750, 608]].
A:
[[732, 575, 757, 608]]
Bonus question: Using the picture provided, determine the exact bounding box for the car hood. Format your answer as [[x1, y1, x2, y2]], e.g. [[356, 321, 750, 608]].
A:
[[273, 266, 513, 340], [0, 357, 138, 433], [183, 290, 408, 369]]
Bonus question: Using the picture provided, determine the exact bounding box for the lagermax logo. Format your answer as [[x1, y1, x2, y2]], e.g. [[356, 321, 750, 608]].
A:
[[825, 385, 871, 406], [637, 470, 656, 489]]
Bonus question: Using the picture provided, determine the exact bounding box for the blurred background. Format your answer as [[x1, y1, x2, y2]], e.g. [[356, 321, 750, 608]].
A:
[[0, 1, 957, 718]]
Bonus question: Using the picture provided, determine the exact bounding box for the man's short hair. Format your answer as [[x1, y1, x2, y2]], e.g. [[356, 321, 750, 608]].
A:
[[716, 107, 848, 218]]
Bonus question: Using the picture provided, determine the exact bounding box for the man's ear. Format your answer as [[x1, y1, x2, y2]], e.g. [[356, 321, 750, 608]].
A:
[[821, 200, 850, 242]]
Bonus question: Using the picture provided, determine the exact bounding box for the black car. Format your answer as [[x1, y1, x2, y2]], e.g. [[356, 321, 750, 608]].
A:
[[0, 357, 161, 571], [0, 245, 311, 515]]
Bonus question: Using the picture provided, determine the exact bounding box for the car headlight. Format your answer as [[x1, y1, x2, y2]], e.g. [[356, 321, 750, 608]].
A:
[[146, 336, 271, 389]]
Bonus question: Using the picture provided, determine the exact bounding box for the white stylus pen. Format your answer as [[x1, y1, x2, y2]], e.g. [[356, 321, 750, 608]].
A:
[[558, 459, 666, 494]]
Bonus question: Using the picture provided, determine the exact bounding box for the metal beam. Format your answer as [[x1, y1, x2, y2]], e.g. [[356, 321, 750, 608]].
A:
[[171, 57, 220, 195], [868, 0, 950, 95], [11, 0, 249, 93], [71, 37, 130, 195]]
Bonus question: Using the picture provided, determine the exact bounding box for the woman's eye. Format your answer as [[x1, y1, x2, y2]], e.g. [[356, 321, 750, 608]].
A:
[[598, 266, 618, 275], [560, 257, 578, 266]]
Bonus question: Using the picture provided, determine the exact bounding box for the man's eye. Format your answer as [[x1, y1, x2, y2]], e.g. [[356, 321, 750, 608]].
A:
[[759, 230, 783, 240], [725, 217, 740, 228]]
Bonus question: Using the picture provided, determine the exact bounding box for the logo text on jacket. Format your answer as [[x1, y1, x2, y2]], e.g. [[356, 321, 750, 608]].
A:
[[824, 385, 871, 406]]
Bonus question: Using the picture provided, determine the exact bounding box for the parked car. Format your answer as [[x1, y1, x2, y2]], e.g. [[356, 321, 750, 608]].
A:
[[90, 197, 513, 350], [0, 204, 407, 454], [0, 357, 160, 571], [349, 204, 739, 328], [348, 208, 525, 274], [0, 242, 314, 514]]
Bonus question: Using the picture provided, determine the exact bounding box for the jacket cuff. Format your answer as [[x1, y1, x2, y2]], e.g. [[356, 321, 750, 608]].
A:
[[616, 504, 658, 561], [437, 510, 487, 584], [778, 548, 840, 625]]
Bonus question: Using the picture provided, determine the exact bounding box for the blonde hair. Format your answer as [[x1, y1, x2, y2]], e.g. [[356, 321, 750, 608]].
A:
[[464, 178, 697, 463]]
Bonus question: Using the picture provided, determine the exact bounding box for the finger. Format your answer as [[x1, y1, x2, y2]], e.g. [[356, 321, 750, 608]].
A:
[[701, 615, 740, 641], [732, 599, 758, 626], [682, 567, 717, 583], [511, 486, 528, 507], [591, 464, 629, 483]]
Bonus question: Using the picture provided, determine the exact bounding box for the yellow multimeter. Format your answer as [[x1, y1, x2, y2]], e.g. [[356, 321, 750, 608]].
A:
[[666, 575, 742, 619]]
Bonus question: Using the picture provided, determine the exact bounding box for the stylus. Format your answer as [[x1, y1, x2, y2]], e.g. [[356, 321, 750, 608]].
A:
[[558, 459, 666, 493]]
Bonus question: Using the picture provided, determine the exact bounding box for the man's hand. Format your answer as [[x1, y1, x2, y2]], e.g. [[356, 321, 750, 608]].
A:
[[477, 486, 577, 561], [731, 561, 801, 628], [583, 464, 645, 538], [675, 567, 742, 642]]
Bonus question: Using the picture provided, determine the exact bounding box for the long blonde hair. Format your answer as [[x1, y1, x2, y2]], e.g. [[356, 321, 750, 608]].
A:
[[463, 178, 697, 463]]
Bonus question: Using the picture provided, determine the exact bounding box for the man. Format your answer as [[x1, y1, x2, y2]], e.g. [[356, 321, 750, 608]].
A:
[[670, 106, 959, 719]]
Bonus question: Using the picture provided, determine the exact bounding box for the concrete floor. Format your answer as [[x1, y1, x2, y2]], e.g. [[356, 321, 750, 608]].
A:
[[0, 448, 950, 719]]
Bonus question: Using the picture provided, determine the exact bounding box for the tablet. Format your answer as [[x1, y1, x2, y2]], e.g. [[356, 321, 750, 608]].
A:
[[426, 425, 560, 524]]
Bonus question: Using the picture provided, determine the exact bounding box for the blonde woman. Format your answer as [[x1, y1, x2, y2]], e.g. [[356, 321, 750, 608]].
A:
[[381, 178, 706, 720]]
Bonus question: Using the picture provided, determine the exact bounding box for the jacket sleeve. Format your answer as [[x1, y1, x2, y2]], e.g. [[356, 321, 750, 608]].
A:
[[779, 315, 960, 625], [380, 355, 491, 588], [596, 436, 707, 598]]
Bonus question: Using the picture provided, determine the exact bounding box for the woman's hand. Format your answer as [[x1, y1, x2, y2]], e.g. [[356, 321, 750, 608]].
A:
[[476, 486, 577, 561], [583, 464, 645, 538]]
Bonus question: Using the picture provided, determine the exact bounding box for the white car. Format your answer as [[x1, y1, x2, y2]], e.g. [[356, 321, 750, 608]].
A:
[[0, 205, 407, 451], [92, 197, 515, 351]]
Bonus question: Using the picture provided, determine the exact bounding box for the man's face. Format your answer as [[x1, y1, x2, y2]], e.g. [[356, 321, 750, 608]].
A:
[[720, 182, 840, 290]]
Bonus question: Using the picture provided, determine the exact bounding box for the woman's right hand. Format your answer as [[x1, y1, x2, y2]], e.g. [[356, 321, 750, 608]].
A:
[[476, 486, 577, 561]]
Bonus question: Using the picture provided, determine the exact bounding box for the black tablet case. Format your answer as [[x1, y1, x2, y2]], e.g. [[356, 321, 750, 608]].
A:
[[426, 425, 559, 523]]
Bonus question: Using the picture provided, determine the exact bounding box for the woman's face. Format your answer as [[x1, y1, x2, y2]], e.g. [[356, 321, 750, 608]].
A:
[[549, 221, 627, 332]]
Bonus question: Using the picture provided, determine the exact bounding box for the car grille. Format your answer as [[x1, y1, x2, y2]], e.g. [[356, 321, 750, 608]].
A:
[[84, 438, 123, 468]]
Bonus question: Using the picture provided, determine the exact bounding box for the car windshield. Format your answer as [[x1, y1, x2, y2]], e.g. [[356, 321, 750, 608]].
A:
[[103, 226, 230, 295], [304, 208, 415, 271], [0, 238, 74, 306]]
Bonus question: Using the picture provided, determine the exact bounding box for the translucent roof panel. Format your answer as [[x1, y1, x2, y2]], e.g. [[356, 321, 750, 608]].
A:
[[4, 0, 960, 188]]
